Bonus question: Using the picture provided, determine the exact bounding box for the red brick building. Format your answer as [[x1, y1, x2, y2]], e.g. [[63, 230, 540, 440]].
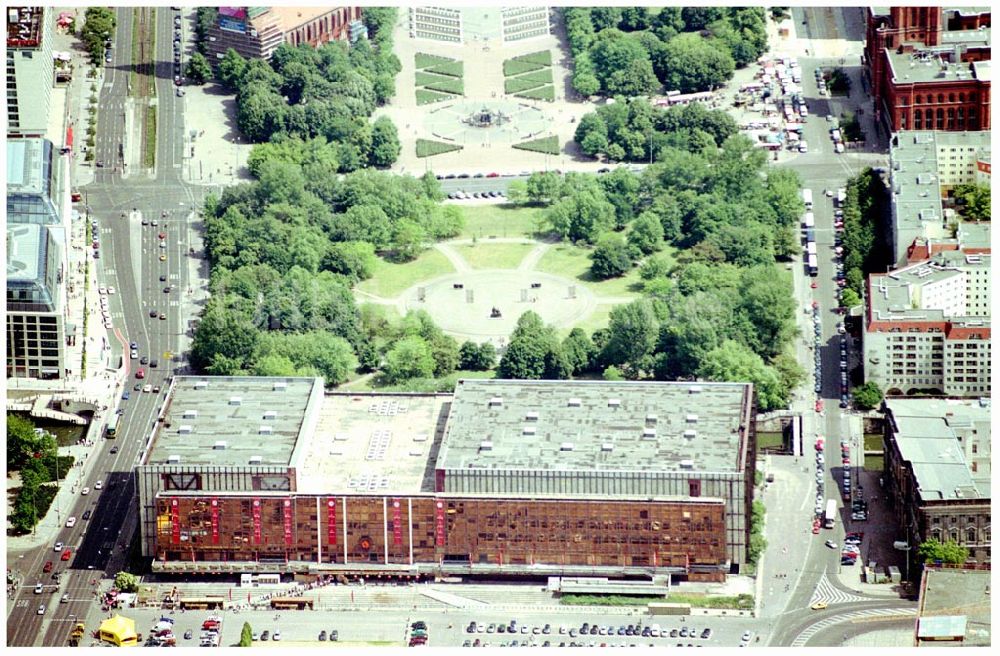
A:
[[206, 7, 362, 64], [864, 7, 991, 133]]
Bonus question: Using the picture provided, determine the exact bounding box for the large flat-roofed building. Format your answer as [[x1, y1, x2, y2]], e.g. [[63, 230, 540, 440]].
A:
[[915, 567, 991, 646], [864, 251, 991, 397], [205, 7, 363, 64], [6, 6, 54, 137], [888, 130, 992, 266], [883, 398, 991, 566], [139, 378, 753, 581]]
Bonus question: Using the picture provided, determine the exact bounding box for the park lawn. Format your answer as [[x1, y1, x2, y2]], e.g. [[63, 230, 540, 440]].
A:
[[415, 52, 454, 69], [535, 244, 644, 297], [457, 204, 548, 240], [416, 139, 463, 158], [416, 88, 454, 105], [562, 303, 615, 337], [425, 60, 464, 77], [455, 242, 535, 269], [356, 249, 455, 298], [515, 85, 555, 101]]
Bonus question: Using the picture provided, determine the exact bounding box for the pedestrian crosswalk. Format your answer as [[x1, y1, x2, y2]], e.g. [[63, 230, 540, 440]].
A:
[[809, 572, 869, 606], [790, 608, 916, 647]]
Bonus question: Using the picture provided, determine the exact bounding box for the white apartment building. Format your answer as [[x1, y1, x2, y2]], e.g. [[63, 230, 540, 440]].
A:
[[6, 6, 54, 137], [888, 130, 991, 266], [865, 251, 991, 397]]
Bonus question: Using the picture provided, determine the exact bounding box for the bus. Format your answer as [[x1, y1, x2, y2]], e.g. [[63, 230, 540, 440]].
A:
[[802, 212, 815, 229], [802, 188, 813, 210], [105, 415, 119, 438], [824, 499, 837, 528], [807, 253, 818, 277]]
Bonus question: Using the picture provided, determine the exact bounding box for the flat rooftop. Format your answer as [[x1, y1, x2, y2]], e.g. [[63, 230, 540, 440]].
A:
[[868, 253, 991, 321], [294, 392, 450, 495], [6, 139, 48, 195], [887, 397, 991, 500], [917, 567, 991, 646], [886, 48, 985, 84], [6, 223, 45, 282], [437, 379, 752, 474], [145, 377, 323, 468], [6, 6, 43, 48]]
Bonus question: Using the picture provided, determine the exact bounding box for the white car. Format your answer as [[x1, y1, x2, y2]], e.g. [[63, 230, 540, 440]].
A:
[[94, 481, 103, 490], [81, 487, 90, 495], [834, 142, 845, 154], [53, 542, 64, 552], [34, 583, 44, 594], [66, 516, 77, 528], [108, 287, 116, 294], [272, 630, 281, 642], [37, 604, 45, 615], [98, 286, 107, 295], [143, 384, 152, 393], [742, 631, 753, 642]]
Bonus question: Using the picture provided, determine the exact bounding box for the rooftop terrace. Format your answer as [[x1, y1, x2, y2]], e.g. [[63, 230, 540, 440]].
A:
[[437, 379, 753, 474]]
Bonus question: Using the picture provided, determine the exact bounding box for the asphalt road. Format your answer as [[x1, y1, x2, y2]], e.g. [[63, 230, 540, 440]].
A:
[[6, 8, 206, 647]]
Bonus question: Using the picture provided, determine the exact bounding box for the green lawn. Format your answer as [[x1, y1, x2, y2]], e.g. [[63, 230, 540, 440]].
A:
[[457, 204, 549, 240], [455, 242, 535, 269], [503, 59, 546, 76], [564, 303, 615, 337], [515, 85, 555, 101], [757, 431, 785, 450], [513, 135, 559, 155], [535, 244, 644, 298], [425, 60, 464, 77], [416, 139, 463, 158], [416, 88, 454, 105], [864, 434, 884, 452], [415, 52, 455, 69], [356, 249, 455, 298], [864, 454, 884, 472]]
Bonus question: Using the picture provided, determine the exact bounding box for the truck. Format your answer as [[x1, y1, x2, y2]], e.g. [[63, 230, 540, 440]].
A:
[[69, 622, 85, 646], [824, 499, 837, 528], [806, 241, 817, 256], [802, 212, 815, 229], [807, 253, 818, 276], [836, 187, 847, 204], [802, 188, 813, 209]]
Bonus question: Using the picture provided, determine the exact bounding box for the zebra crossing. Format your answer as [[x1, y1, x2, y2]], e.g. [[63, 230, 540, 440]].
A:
[[790, 608, 917, 647], [809, 572, 870, 606]]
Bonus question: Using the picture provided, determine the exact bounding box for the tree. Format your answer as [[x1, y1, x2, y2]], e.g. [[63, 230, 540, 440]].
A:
[[81, 8, 117, 63], [185, 52, 212, 84], [114, 571, 139, 593], [459, 341, 496, 371], [546, 191, 616, 243], [505, 180, 529, 206], [659, 33, 735, 93], [497, 312, 566, 380], [561, 328, 597, 375], [735, 266, 795, 359], [602, 365, 624, 381], [383, 335, 435, 383], [601, 300, 658, 375], [390, 219, 426, 262], [525, 171, 561, 205], [368, 116, 400, 168], [590, 233, 634, 279], [190, 298, 261, 373], [217, 48, 247, 91], [852, 381, 884, 410], [239, 622, 254, 647], [917, 538, 969, 565], [628, 212, 665, 254], [953, 183, 990, 221], [323, 241, 377, 282], [697, 340, 788, 411], [7, 413, 39, 471], [590, 30, 659, 96], [840, 288, 862, 308]]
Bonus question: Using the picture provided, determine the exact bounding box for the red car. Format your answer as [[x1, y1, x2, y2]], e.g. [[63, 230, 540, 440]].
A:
[[43, 561, 54, 573], [815, 399, 824, 413], [158, 232, 167, 240], [61, 549, 72, 561], [811, 281, 818, 289], [486, 172, 499, 178], [815, 438, 824, 451], [136, 369, 145, 379]]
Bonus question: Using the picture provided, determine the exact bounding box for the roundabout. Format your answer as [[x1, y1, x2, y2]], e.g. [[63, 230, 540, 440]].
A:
[[424, 99, 553, 146]]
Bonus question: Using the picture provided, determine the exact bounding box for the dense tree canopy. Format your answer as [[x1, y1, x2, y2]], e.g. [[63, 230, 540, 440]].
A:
[[81, 8, 117, 63]]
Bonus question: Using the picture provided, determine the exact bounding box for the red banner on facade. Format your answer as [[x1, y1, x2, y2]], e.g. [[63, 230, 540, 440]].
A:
[[327, 498, 337, 545], [252, 499, 262, 544], [211, 498, 219, 545], [392, 499, 402, 546], [435, 501, 446, 547], [283, 499, 293, 546], [171, 499, 180, 545]]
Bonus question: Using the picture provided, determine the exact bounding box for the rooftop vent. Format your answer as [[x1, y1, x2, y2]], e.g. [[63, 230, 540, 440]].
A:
[[409, 450, 423, 457], [229, 396, 242, 406], [489, 397, 503, 407], [683, 429, 697, 439], [560, 442, 575, 452], [525, 411, 539, 421], [689, 385, 703, 394], [686, 414, 699, 423], [183, 409, 198, 419], [272, 381, 287, 391], [178, 425, 193, 434], [567, 398, 582, 407], [642, 428, 657, 439], [479, 440, 494, 451], [522, 425, 536, 435], [259, 425, 273, 435], [601, 443, 614, 452], [608, 399, 621, 408], [167, 455, 181, 464], [249, 456, 262, 465], [334, 432, 349, 441], [679, 459, 695, 470], [213, 441, 227, 450], [263, 410, 277, 419], [646, 413, 658, 425], [194, 380, 208, 390]]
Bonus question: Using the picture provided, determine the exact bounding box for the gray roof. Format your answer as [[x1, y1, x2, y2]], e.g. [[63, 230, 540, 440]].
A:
[[867, 254, 991, 321], [146, 376, 324, 467], [918, 568, 991, 646], [885, 48, 985, 84], [6, 223, 46, 282], [437, 379, 753, 474], [886, 398, 991, 500], [6, 139, 47, 195]]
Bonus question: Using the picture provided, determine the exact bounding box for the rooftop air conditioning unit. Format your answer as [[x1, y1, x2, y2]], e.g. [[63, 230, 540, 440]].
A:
[[489, 397, 503, 407], [686, 414, 699, 423], [608, 399, 621, 408], [601, 443, 614, 452], [480, 440, 494, 451], [259, 425, 273, 435], [567, 398, 582, 407], [167, 455, 181, 464], [679, 460, 695, 470], [229, 396, 242, 406], [272, 382, 287, 391], [642, 428, 657, 439], [523, 426, 536, 435], [263, 410, 277, 419], [183, 410, 198, 419], [525, 411, 539, 421], [689, 385, 703, 394], [213, 441, 227, 450], [683, 429, 697, 439], [178, 425, 193, 434], [646, 414, 658, 424], [560, 442, 575, 451], [249, 456, 262, 465], [194, 381, 208, 390]]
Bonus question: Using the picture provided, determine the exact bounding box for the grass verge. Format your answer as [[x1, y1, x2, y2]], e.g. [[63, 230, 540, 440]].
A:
[[666, 593, 755, 610], [560, 594, 665, 607], [455, 242, 535, 269], [144, 105, 156, 168], [503, 59, 545, 76], [513, 135, 559, 155], [356, 249, 455, 298], [416, 139, 463, 158], [425, 60, 463, 77], [864, 454, 884, 472]]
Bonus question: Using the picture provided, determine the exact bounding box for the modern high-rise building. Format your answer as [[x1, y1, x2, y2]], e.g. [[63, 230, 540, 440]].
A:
[[864, 7, 991, 134], [6, 137, 71, 380], [205, 7, 363, 64], [6, 6, 55, 137]]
